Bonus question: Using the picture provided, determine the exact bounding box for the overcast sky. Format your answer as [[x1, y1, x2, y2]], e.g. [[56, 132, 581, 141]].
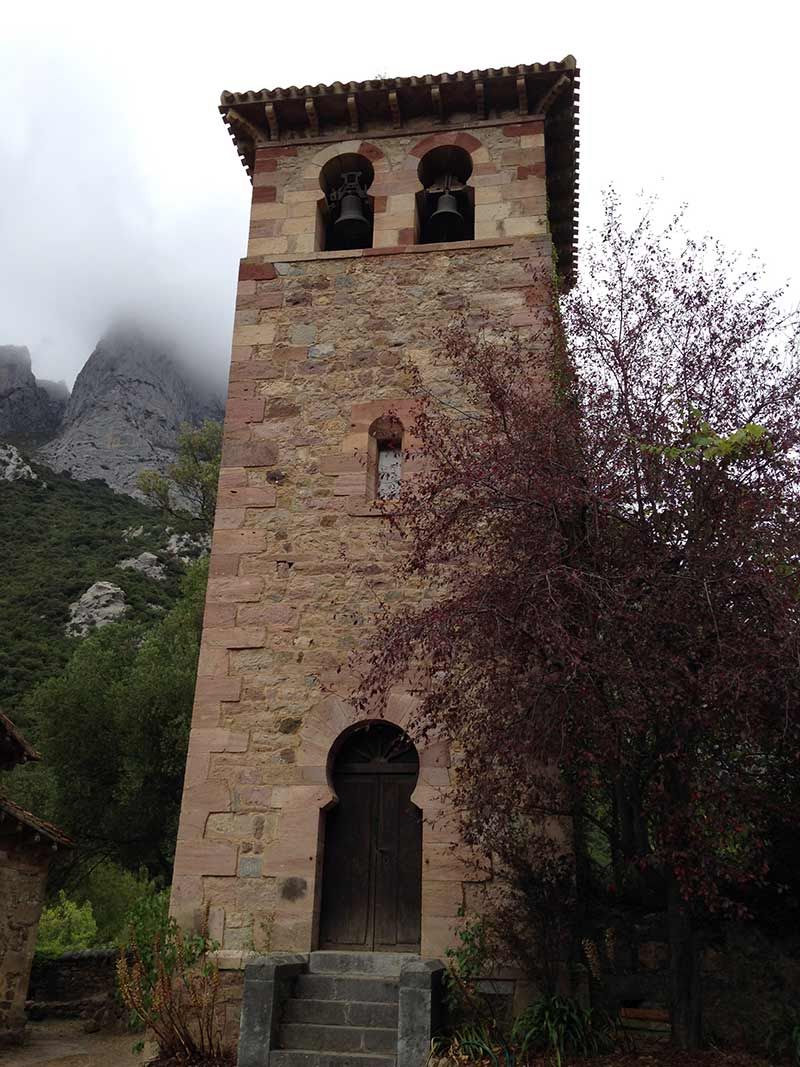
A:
[[2, 0, 798, 389]]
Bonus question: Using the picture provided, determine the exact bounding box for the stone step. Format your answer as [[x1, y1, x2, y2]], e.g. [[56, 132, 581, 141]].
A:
[[284, 999, 398, 1028], [270, 1052, 395, 1067], [279, 1023, 396, 1055], [309, 952, 417, 978], [295, 974, 399, 1004]]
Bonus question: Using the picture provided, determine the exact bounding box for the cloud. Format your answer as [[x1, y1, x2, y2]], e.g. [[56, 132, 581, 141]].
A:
[[1, 0, 798, 397], [0, 40, 247, 392]]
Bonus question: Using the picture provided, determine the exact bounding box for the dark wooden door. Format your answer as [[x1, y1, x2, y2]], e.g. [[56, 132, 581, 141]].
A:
[[319, 724, 422, 952]]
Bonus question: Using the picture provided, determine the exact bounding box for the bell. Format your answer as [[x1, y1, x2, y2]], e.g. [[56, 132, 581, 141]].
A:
[[333, 193, 371, 249], [426, 190, 465, 243]]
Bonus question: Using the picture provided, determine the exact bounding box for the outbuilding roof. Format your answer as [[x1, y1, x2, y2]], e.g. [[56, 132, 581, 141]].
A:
[[0, 793, 73, 848], [0, 710, 41, 770], [220, 57, 580, 285]]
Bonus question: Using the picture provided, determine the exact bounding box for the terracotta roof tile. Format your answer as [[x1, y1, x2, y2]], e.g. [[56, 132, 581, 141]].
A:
[[0, 794, 72, 847]]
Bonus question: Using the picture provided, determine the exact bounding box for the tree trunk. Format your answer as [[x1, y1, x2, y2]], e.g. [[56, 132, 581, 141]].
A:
[[668, 877, 702, 1049]]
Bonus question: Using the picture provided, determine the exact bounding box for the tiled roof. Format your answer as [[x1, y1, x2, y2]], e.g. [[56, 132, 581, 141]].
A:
[[0, 709, 40, 769], [0, 793, 73, 847], [220, 58, 579, 107], [219, 57, 580, 286]]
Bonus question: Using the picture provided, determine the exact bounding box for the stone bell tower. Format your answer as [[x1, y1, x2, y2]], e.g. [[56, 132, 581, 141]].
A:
[[171, 57, 579, 979]]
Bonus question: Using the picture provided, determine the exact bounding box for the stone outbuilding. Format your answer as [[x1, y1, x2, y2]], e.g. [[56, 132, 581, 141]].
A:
[[0, 711, 71, 1047]]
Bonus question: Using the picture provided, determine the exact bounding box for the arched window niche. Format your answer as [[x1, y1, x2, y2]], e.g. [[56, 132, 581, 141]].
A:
[[317, 154, 375, 252], [416, 144, 475, 245], [367, 415, 404, 501]]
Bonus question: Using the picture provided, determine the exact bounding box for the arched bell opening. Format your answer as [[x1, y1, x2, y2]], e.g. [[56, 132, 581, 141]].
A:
[[318, 721, 422, 952], [367, 414, 404, 501], [317, 153, 375, 251], [416, 145, 475, 245]]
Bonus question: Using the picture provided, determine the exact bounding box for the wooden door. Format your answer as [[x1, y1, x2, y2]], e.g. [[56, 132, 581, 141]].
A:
[[319, 724, 422, 952]]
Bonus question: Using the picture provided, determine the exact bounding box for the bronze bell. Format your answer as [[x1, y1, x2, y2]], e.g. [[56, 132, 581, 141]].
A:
[[334, 192, 371, 248], [426, 190, 466, 243]]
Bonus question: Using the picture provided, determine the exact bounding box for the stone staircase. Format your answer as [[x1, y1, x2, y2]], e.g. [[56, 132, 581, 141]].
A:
[[271, 952, 411, 1067]]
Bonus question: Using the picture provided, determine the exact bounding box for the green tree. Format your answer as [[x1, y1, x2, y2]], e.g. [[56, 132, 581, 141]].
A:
[[17, 559, 208, 881], [137, 420, 222, 532], [37, 891, 97, 955]]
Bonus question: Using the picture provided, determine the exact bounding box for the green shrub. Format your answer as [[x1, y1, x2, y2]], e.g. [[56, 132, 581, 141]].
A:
[[443, 913, 496, 1024], [78, 863, 160, 946], [36, 891, 97, 956], [434, 996, 622, 1067], [767, 1006, 800, 1066], [117, 904, 233, 1062], [510, 996, 618, 1066]]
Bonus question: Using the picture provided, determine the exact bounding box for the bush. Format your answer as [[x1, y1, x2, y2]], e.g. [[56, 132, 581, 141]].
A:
[[511, 996, 619, 1064], [74, 862, 161, 946], [117, 911, 234, 1065], [433, 996, 621, 1067], [36, 891, 97, 956], [767, 1006, 800, 1066]]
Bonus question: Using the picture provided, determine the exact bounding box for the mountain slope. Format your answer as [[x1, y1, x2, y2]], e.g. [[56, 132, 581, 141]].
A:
[[0, 459, 205, 709]]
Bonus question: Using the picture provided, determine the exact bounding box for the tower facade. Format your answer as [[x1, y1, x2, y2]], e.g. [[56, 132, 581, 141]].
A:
[[171, 59, 579, 973]]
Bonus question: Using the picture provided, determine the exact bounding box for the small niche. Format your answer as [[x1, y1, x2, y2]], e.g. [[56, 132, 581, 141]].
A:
[[416, 145, 475, 245], [317, 154, 375, 251], [367, 415, 404, 501]]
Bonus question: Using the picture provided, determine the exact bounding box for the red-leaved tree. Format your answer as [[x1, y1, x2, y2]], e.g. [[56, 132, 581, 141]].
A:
[[355, 197, 800, 1049]]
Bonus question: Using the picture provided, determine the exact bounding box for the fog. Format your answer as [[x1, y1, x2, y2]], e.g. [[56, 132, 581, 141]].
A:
[[2, 0, 798, 391]]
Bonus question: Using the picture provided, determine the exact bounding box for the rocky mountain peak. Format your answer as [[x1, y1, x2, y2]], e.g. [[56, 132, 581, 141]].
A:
[[0, 345, 68, 441], [37, 326, 224, 498]]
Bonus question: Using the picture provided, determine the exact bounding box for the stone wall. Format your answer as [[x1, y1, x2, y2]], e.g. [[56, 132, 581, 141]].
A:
[[0, 834, 49, 1046], [28, 949, 118, 1012], [171, 115, 558, 989]]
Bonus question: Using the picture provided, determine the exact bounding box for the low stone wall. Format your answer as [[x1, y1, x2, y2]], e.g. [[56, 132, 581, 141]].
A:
[[28, 949, 120, 1029]]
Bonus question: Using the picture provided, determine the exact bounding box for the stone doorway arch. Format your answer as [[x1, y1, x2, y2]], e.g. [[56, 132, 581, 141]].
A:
[[319, 721, 422, 952]]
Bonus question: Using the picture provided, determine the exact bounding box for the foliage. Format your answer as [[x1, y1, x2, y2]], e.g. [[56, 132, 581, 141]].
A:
[[356, 194, 800, 1049], [138, 420, 223, 532], [117, 912, 233, 1065], [11, 559, 208, 881], [432, 998, 620, 1067], [511, 996, 619, 1065], [36, 890, 97, 956], [480, 837, 577, 997], [443, 913, 497, 1023], [766, 1006, 800, 1066], [432, 1024, 502, 1066], [118, 888, 201, 1004], [0, 462, 195, 708], [77, 862, 162, 946]]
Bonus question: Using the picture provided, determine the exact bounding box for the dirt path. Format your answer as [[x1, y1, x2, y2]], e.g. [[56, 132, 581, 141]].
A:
[[3, 1018, 156, 1067]]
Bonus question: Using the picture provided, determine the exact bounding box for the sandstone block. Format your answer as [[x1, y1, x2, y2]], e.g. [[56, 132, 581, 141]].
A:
[[233, 324, 276, 347], [220, 441, 278, 468], [218, 486, 278, 508], [212, 529, 267, 555], [196, 677, 243, 702], [239, 261, 277, 282], [248, 238, 289, 257], [205, 627, 267, 649], [208, 576, 265, 603], [174, 843, 238, 878]]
